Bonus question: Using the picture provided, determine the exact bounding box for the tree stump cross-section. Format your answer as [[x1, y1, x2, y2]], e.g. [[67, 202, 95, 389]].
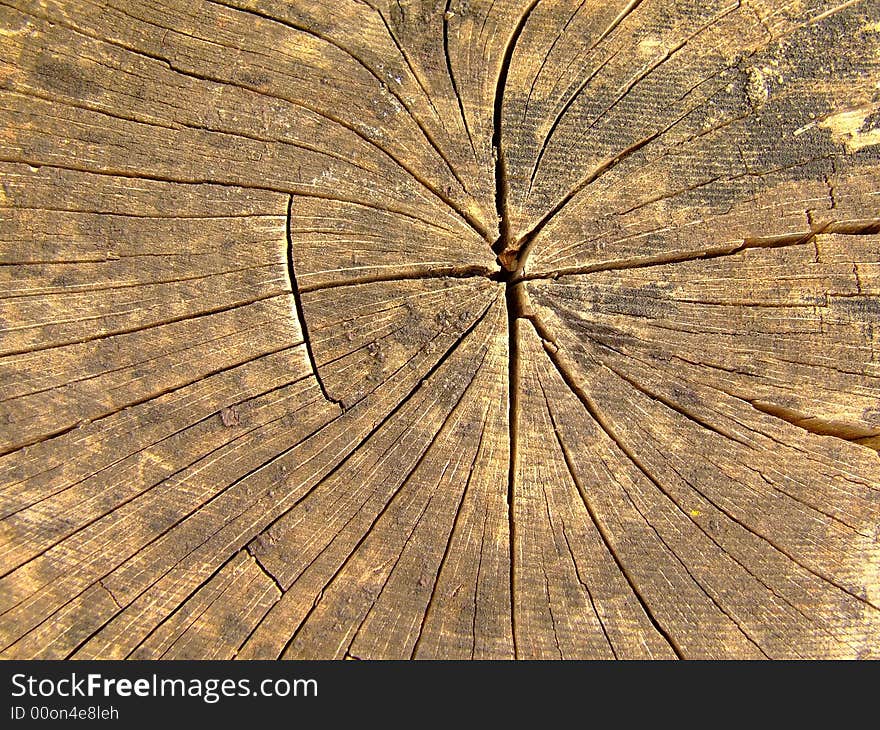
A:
[[0, 0, 879, 659]]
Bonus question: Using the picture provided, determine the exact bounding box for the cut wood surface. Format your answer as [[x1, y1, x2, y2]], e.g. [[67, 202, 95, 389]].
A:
[[1, 0, 878, 659]]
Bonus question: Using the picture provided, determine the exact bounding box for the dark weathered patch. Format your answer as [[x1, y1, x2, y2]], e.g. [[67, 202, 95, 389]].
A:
[[32, 54, 97, 99]]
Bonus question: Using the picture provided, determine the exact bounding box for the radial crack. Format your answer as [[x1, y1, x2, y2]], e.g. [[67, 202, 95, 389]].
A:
[[204, 0, 490, 240], [410, 404, 492, 658], [748, 400, 880, 450], [247, 548, 285, 596], [505, 283, 522, 658], [299, 265, 495, 293], [276, 338, 494, 657], [443, 0, 480, 162], [523, 218, 880, 281], [544, 391, 683, 659], [492, 0, 540, 260], [286, 196, 340, 407]]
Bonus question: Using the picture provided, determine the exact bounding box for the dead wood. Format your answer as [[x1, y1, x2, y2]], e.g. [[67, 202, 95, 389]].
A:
[[0, 0, 878, 659]]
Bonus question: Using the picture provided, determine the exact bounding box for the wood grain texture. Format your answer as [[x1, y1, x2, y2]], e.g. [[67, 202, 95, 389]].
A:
[[0, 0, 878, 659]]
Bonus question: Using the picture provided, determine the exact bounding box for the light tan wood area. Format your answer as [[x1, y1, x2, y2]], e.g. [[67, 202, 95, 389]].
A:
[[1, 0, 878, 659]]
